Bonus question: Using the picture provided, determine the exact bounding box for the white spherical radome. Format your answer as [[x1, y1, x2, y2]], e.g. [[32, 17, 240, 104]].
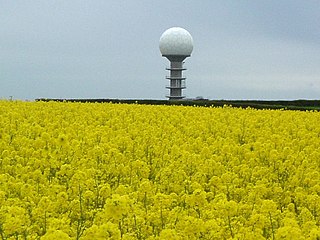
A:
[[159, 27, 193, 56]]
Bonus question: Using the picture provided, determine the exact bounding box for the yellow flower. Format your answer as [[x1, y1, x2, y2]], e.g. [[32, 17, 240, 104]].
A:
[[1, 100, 320, 238], [41, 229, 72, 240]]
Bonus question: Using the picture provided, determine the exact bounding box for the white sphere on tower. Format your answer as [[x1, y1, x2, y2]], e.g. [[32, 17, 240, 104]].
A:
[[159, 27, 193, 56]]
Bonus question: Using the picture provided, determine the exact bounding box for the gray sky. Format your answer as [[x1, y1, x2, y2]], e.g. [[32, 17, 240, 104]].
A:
[[1, 1, 320, 100]]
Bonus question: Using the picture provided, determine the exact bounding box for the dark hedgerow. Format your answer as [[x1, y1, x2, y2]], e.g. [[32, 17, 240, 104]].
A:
[[36, 98, 320, 111]]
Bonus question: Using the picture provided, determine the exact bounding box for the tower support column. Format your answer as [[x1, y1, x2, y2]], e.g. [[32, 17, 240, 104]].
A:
[[163, 55, 188, 100], [166, 61, 186, 100]]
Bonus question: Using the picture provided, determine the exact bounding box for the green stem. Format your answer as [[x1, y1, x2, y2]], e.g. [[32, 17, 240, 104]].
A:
[[269, 212, 275, 240], [228, 216, 234, 238]]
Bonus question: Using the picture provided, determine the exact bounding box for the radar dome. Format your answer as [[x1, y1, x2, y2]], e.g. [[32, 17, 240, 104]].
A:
[[159, 27, 193, 56]]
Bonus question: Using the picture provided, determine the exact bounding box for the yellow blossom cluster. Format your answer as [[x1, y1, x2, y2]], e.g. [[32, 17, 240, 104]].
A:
[[0, 100, 320, 239]]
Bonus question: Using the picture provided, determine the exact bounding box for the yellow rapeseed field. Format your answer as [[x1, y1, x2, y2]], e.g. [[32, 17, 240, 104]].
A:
[[0, 100, 320, 239]]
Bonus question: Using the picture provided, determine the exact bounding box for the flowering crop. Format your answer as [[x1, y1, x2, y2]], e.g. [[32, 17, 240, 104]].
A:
[[0, 100, 320, 239]]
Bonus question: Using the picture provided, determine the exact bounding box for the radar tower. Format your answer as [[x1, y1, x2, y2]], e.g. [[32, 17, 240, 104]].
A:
[[159, 27, 193, 100]]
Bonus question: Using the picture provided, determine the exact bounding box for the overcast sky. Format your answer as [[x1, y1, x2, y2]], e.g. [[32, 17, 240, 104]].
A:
[[1, 1, 320, 100]]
